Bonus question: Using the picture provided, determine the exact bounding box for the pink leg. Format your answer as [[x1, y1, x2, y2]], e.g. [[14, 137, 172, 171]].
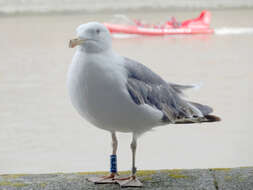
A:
[[88, 132, 119, 184], [116, 134, 143, 187]]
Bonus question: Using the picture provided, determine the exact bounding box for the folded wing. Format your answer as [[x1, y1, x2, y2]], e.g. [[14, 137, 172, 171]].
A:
[[124, 57, 220, 124]]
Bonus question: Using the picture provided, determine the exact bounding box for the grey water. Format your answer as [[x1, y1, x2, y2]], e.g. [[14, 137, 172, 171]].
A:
[[1, 0, 253, 14]]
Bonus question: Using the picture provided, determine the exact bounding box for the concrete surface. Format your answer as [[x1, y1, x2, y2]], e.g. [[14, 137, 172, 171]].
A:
[[0, 167, 252, 190]]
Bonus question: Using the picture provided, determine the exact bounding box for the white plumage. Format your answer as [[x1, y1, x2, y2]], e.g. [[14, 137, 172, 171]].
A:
[[67, 23, 163, 135]]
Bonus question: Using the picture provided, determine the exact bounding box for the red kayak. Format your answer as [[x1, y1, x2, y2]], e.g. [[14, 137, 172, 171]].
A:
[[104, 11, 213, 35]]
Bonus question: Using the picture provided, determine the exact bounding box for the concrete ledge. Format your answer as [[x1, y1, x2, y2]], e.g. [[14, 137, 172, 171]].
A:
[[0, 167, 252, 190]]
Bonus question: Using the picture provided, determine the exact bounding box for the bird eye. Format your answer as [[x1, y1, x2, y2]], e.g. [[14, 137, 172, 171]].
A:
[[96, 29, 100, 34]]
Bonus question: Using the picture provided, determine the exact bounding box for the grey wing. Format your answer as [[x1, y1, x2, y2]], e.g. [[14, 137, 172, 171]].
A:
[[124, 57, 214, 123]]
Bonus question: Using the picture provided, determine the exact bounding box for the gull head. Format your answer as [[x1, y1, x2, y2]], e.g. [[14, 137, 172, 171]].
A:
[[69, 22, 112, 53]]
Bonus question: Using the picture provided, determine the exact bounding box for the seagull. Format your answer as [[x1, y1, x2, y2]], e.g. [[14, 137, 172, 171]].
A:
[[67, 22, 220, 187]]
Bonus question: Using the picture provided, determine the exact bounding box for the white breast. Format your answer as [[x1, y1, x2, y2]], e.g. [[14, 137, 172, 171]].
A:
[[67, 50, 163, 133]]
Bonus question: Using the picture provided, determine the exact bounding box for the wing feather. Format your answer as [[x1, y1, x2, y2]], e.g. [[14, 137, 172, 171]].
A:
[[124, 57, 213, 123]]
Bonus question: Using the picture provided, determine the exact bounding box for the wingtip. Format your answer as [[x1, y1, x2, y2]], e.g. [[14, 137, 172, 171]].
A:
[[205, 114, 221, 122]]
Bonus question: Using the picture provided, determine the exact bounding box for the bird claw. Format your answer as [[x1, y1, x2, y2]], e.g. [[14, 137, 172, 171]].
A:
[[116, 176, 143, 187], [87, 173, 117, 184]]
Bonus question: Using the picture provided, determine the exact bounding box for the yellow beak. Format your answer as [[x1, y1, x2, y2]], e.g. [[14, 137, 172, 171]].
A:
[[69, 38, 86, 48]]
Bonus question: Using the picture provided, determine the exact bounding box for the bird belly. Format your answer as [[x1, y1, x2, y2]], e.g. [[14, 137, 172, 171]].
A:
[[67, 53, 163, 133]]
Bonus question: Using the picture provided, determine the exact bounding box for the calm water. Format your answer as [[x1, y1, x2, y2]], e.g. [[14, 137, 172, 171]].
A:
[[0, 9, 253, 174], [1, 0, 253, 14]]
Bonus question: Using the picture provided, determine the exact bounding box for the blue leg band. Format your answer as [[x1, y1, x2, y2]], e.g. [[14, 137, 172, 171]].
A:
[[110, 155, 117, 173]]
